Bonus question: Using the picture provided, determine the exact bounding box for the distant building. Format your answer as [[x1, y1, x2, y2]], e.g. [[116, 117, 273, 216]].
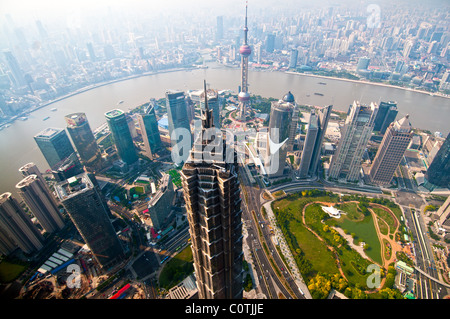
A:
[[137, 104, 162, 160], [55, 173, 125, 270], [329, 101, 378, 182], [265, 33, 275, 53], [65, 112, 103, 171], [147, 174, 175, 231], [425, 132, 450, 188], [289, 49, 298, 69], [3, 50, 27, 87], [369, 115, 413, 185], [34, 127, 76, 170], [16, 174, 65, 233], [105, 109, 138, 165], [216, 16, 224, 42], [356, 57, 370, 71], [0, 192, 44, 255]]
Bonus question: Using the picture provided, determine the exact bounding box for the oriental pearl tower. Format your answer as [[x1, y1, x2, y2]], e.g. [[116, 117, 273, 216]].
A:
[[237, 2, 251, 122]]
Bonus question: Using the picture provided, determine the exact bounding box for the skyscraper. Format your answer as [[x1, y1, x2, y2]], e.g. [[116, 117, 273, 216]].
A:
[[137, 104, 162, 160], [289, 48, 298, 69], [181, 82, 243, 299], [166, 90, 191, 146], [105, 109, 138, 165], [216, 16, 224, 42], [147, 174, 175, 230], [3, 50, 27, 87], [0, 192, 44, 254], [298, 111, 319, 178], [329, 101, 378, 182], [237, 3, 251, 121], [369, 115, 413, 185], [16, 175, 65, 233], [309, 105, 333, 177], [34, 127, 76, 170], [200, 88, 221, 129], [373, 101, 398, 134], [55, 173, 125, 270], [425, 132, 450, 188], [267, 95, 295, 177], [65, 112, 103, 171]]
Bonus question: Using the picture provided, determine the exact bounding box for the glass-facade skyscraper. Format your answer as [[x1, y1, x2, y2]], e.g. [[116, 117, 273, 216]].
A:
[[329, 101, 378, 182], [55, 173, 125, 270], [34, 127, 76, 170], [165, 90, 191, 148], [137, 105, 162, 160], [426, 132, 450, 188], [65, 112, 103, 171], [105, 109, 138, 165]]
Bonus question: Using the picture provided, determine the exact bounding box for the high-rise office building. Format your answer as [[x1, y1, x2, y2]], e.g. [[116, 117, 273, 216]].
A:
[[3, 50, 27, 87], [425, 132, 450, 188], [309, 105, 333, 177], [55, 173, 125, 270], [329, 101, 378, 182], [356, 57, 370, 70], [0, 192, 44, 254], [289, 49, 298, 69], [16, 175, 65, 233], [267, 95, 295, 177], [65, 112, 103, 171], [105, 109, 138, 165], [34, 127, 76, 170], [369, 115, 413, 185], [216, 16, 224, 42], [181, 82, 243, 299], [200, 88, 221, 129], [298, 111, 319, 178], [147, 174, 175, 231], [166, 90, 191, 147], [137, 104, 162, 160], [237, 4, 251, 121], [265, 33, 275, 53], [373, 101, 398, 134], [284, 92, 299, 152]]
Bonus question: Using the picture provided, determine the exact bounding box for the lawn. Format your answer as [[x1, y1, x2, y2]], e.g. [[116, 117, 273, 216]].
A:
[[0, 259, 28, 283], [158, 245, 193, 290], [167, 169, 182, 188]]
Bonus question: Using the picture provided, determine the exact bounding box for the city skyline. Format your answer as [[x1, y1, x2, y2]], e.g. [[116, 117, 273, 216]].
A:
[[0, 0, 449, 303]]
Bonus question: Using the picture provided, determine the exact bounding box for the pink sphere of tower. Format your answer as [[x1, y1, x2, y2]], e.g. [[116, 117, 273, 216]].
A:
[[239, 44, 252, 56], [238, 92, 250, 102]]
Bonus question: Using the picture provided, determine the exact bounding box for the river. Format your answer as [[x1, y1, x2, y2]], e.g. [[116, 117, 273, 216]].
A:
[[0, 63, 449, 197]]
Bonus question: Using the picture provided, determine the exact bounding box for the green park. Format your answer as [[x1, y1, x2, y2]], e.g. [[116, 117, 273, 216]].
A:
[[271, 189, 411, 299]]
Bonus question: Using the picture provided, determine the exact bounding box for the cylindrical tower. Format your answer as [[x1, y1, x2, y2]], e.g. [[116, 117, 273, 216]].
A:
[[237, 4, 251, 121]]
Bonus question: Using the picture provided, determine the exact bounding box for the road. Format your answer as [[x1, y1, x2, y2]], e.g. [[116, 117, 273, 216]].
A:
[[239, 165, 305, 299]]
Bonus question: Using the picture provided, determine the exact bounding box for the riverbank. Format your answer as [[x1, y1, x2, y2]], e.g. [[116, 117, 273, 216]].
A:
[[285, 71, 450, 100], [0, 66, 197, 130]]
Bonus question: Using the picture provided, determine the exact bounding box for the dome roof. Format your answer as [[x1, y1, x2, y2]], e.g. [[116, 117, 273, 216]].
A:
[[282, 91, 295, 103]]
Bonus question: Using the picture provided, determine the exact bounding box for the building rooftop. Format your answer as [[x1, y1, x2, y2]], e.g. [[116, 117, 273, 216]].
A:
[[105, 109, 124, 119], [34, 127, 63, 139], [55, 173, 94, 201]]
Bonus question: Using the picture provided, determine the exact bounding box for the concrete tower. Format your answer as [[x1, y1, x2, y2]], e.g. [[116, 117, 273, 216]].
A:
[[0, 192, 44, 254], [369, 115, 413, 185], [16, 174, 65, 233], [329, 101, 378, 182], [237, 3, 251, 121]]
